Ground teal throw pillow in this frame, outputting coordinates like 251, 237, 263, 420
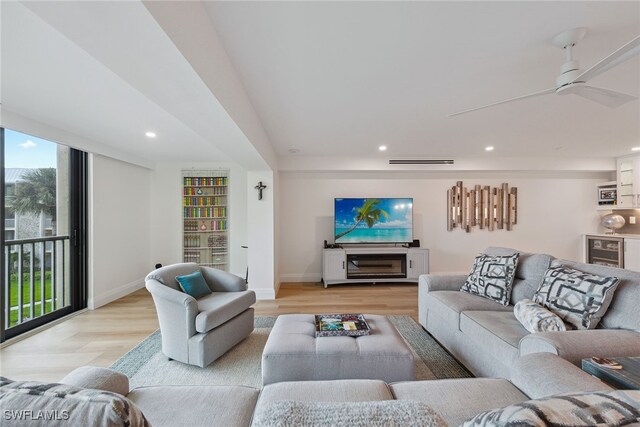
176, 270, 211, 299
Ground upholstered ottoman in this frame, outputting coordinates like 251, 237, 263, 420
261, 314, 415, 385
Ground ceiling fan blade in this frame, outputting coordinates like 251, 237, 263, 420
573, 85, 637, 108
574, 35, 640, 83
449, 87, 556, 117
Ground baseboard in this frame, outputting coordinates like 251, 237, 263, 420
253, 288, 277, 300
279, 273, 322, 283
89, 278, 145, 309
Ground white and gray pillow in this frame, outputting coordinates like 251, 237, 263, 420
513, 298, 566, 333
462, 390, 640, 426
252, 400, 446, 427
533, 261, 620, 330
461, 253, 519, 306
0, 377, 149, 427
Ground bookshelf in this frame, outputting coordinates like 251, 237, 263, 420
182, 170, 229, 271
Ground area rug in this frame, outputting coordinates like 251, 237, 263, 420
111, 316, 471, 388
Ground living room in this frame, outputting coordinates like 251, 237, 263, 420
1, 1, 640, 425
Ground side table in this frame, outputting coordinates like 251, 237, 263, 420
581, 357, 640, 390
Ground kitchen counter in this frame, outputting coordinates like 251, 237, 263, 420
586, 233, 640, 239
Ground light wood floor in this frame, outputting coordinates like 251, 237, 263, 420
0, 283, 418, 382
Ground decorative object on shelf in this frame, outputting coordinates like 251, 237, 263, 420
447, 181, 517, 232
600, 213, 625, 234
196, 187, 203, 195
255, 181, 267, 200
200, 221, 207, 231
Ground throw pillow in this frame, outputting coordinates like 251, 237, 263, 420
252, 400, 447, 427
460, 253, 519, 306
513, 298, 566, 333
175, 270, 212, 299
461, 390, 640, 426
533, 261, 620, 330
0, 377, 150, 427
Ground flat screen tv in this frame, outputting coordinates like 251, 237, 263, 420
334, 198, 413, 244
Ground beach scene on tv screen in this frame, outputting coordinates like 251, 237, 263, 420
335, 198, 413, 243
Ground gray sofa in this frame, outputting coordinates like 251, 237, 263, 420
0, 353, 613, 427
418, 246, 640, 378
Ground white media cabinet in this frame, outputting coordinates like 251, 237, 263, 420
322, 247, 429, 287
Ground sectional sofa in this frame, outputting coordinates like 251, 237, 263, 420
0, 353, 619, 426
418, 246, 640, 378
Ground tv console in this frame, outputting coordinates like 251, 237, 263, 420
322, 246, 429, 288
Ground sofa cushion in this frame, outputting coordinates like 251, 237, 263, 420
254, 380, 393, 417
390, 378, 528, 427
461, 390, 640, 426
427, 291, 512, 330
513, 298, 566, 333
484, 247, 554, 303
128, 385, 258, 427
533, 261, 620, 330
461, 253, 519, 305
195, 290, 256, 333
554, 259, 640, 331
460, 311, 527, 366
252, 400, 446, 427
0, 377, 149, 427
484, 247, 553, 281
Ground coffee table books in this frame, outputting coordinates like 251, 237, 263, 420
314, 314, 371, 337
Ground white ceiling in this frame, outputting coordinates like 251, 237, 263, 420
206, 1, 640, 160
1, 1, 639, 170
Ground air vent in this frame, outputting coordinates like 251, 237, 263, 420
389, 159, 454, 165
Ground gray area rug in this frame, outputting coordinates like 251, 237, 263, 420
111, 315, 471, 388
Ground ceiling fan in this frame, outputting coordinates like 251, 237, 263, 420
450, 28, 640, 117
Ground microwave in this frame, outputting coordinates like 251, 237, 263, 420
598, 188, 616, 205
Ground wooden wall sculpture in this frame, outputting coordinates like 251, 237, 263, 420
447, 181, 517, 232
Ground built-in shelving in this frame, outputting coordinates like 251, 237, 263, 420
182, 170, 229, 270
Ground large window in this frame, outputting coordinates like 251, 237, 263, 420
1, 128, 87, 342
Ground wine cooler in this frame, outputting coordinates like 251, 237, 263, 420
586, 235, 624, 268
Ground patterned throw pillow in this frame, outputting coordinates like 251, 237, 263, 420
533, 261, 620, 330
462, 390, 640, 426
513, 299, 566, 333
461, 253, 519, 306
0, 377, 150, 426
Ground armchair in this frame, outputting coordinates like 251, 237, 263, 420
145, 263, 256, 367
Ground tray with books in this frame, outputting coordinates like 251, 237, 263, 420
314, 314, 371, 337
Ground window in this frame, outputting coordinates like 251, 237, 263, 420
1, 128, 87, 341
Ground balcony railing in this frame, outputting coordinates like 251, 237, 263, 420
3, 235, 70, 329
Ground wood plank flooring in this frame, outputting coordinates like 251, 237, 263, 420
0, 283, 418, 382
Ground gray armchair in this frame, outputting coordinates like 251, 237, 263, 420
145, 263, 256, 367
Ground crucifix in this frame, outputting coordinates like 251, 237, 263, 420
255, 181, 267, 200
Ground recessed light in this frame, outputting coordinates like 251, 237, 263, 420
379, 145, 387, 151
485, 146, 494, 151
288, 148, 300, 154
145, 131, 157, 138
632, 147, 640, 151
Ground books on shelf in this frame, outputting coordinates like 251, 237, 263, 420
183, 177, 227, 186
182, 172, 229, 271
315, 314, 371, 337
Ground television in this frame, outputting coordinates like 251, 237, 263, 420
334, 198, 413, 244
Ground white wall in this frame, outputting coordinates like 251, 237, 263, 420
149, 162, 248, 278
247, 171, 277, 299
278, 172, 607, 281
88, 154, 152, 308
